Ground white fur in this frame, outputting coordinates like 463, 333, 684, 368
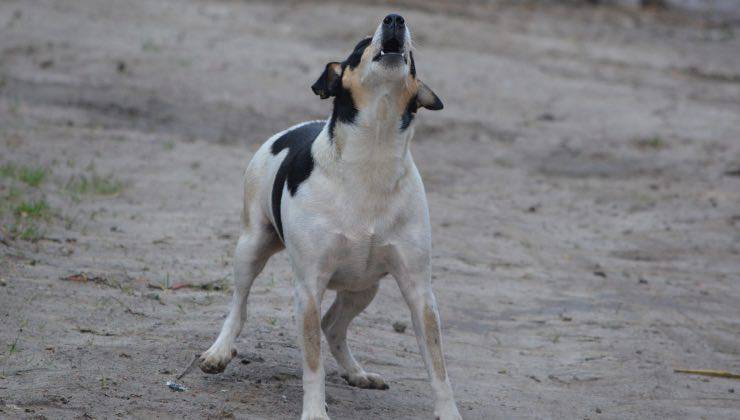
200, 18, 461, 420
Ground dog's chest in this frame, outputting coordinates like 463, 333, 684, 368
327, 229, 393, 291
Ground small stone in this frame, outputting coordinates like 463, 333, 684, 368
272, 372, 298, 381
595, 408, 602, 414
240, 355, 265, 364
392, 321, 407, 333
537, 113, 556, 122
166, 380, 187, 392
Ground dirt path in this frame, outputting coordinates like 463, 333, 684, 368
1, 1, 739, 418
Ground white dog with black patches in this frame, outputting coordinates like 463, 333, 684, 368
199, 14, 462, 420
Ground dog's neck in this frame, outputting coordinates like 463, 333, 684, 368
316, 90, 415, 192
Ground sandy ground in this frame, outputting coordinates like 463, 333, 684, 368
1, 1, 740, 418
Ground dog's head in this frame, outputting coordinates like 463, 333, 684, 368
311, 14, 442, 137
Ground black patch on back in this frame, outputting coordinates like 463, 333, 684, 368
400, 94, 418, 131
328, 37, 371, 138
270, 121, 325, 241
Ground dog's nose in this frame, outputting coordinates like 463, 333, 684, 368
383, 13, 405, 30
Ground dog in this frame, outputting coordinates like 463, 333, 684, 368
198, 14, 462, 420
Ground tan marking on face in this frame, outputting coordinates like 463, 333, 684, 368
396, 78, 418, 115
340, 47, 374, 109
303, 297, 321, 372
423, 303, 446, 381
340, 42, 418, 119
343, 58, 418, 116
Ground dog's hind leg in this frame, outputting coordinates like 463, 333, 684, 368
199, 225, 281, 374
321, 284, 388, 389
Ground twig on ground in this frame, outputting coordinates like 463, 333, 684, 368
674, 369, 740, 380
148, 279, 225, 292
74, 327, 117, 336
108, 296, 147, 317
176, 354, 200, 380
61, 273, 109, 285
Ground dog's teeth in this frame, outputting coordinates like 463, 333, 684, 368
380, 50, 385, 56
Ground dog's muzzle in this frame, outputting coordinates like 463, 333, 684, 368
373, 13, 407, 65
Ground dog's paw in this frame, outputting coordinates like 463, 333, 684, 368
434, 402, 462, 420
341, 371, 389, 390
198, 346, 237, 374
300, 409, 330, 420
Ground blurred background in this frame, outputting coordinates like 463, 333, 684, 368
1, 1, 739, 419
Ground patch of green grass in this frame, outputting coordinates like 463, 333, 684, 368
5, 320, 27, 355
3, 186, 22, 202
1, 183, 51, 241
18, 166, 47, 187
0, 163, 16, 178
15, 199, 50, 219
65, 172, 123, 196
0, 164, 47, 187
141, 39, 161, 53
7, 197, 49, 241
13, 223, 44, 241
177, 58, 192, 68
633, 136, 666, 150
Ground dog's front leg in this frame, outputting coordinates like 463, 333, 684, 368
388, 246, 462, 420
294, 277, 329, 420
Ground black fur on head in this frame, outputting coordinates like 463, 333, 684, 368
311, 37, 372, 100
344, 37, 372, 69
310, 62, 342, 100
313, 37, 373, 138
312, 36, 441, 138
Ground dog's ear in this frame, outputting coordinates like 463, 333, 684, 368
417, 81, 443, 111
311, 62, 342, 99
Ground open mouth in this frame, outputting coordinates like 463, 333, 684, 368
373, 38, 407, 63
